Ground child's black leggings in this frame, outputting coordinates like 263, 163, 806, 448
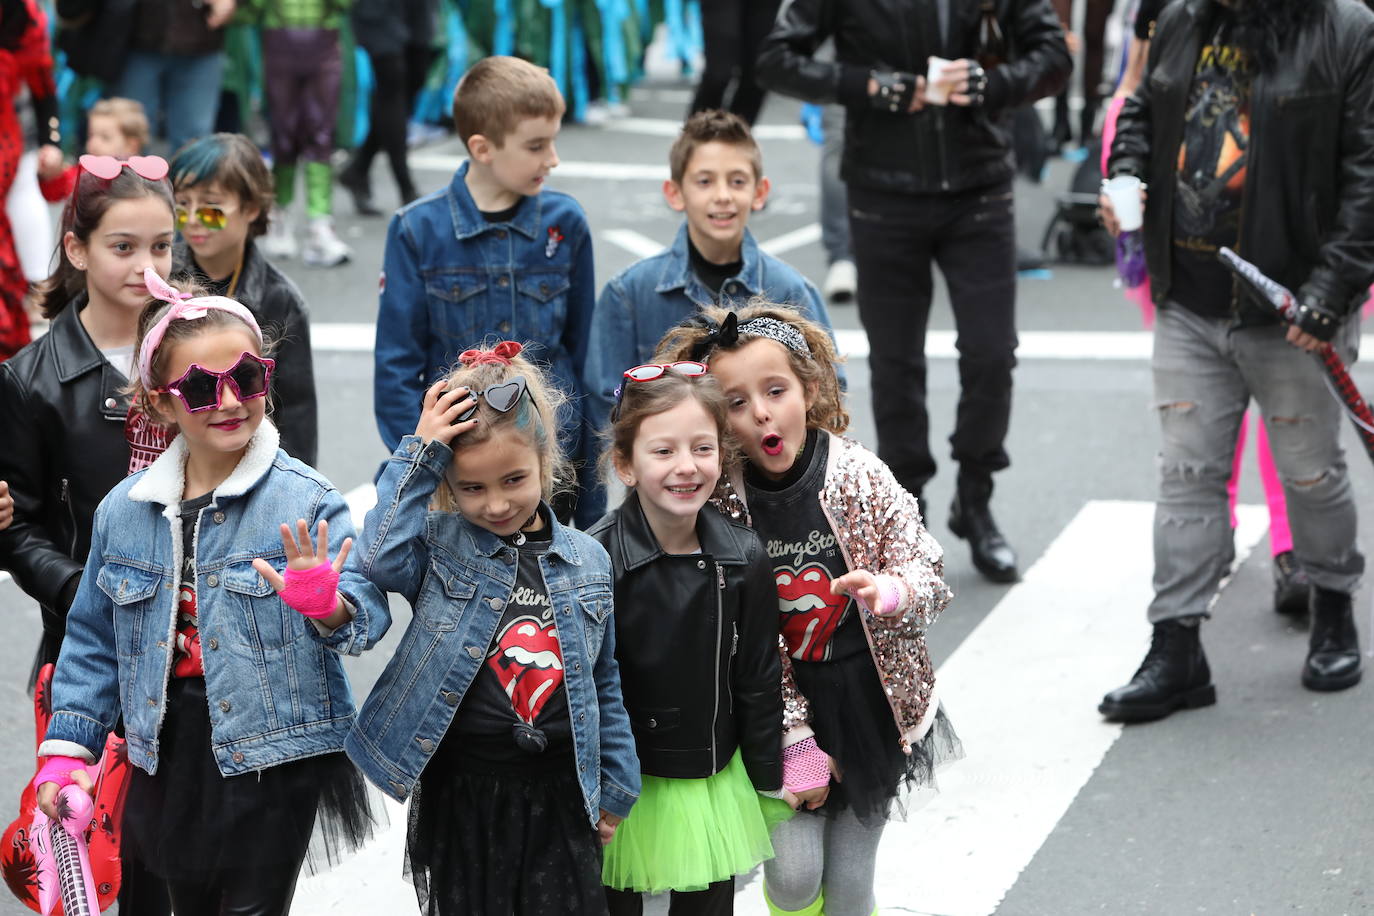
165, 866, 301, 916
605, 879, 735, 915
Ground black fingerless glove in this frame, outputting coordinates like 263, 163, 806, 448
869, 70, 919, 113
1294, 296, 1341, 342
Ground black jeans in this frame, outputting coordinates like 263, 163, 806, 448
605, 879, 734, 915
350, 44, 435, 200
689, 0, 782, 125
847, 180, 1018, 497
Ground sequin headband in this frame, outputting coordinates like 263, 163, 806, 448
136, 268, 263, 388
686, 312, 811, 362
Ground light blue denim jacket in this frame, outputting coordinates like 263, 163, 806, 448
583, 223, 840, 435
372, 160, 602, 525
343, 435, 641, 824
40, 422, 391, 775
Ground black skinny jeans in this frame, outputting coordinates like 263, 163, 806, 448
689, 0, 783, 125
847, 180, 1018, 497
351, 45, 435, 200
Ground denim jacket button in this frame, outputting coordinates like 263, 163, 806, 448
219, 700, 231, 713
207, 574, 219, 587
232, 752, 245, 763
443, 690, 460, 706
466, 645, 483, 659
498, 320, 511, 333
574, 662, 582, 672
407, 440, 419, 454
146, 697, 156, 707
497, 275, 510, 288
539, 282, 549, 295
496, 230, 507, 239
213, 511, 226, 524
488, 597, 505, 611
418, 738, 435, 753
209, 637, 219, 650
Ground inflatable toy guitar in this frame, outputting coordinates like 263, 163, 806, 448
1, 665, 128, 914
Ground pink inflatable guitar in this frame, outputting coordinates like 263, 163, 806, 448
31, 787, 99, 916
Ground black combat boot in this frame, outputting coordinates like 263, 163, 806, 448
1272, 551, 1311, 620
948, 473, 1018, 583
1099, 620, 1216, 722
1302, 586, 1361, 691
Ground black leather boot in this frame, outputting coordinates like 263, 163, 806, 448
1099, 620, 1216, 722
1272, 551, 1311, 620
1302, 586, 1361, 691
948, 474, 1018, 583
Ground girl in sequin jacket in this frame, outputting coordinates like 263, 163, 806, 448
656, 303, 963, 916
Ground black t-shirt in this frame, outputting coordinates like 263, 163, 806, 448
1134, 0, 1169, 40
446, 516, 572, 761
481, 202, 523, 224
688, 237, 744, 300
744, 430, 869, 664
1168, 9, 1251, 319
173, 493, 213, 678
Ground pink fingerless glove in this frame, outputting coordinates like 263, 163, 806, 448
782, 737, 831, 793
280, 561, 341, 619
872, 575, 904, 617
32, 755, 86, 792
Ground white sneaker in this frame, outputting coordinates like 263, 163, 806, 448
262, 208, 298, 260
301, 216, 352, 268
824, 258, 857, 302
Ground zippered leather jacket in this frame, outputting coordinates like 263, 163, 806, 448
0, 300, 133, 669
588, 493, 783, 791
757, 0, 1070, 194
1109, 0, 1374, 322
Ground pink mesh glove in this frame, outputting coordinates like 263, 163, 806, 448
32, 755, 87, 792
872, 575, 904, 617
782, 737, 831, 793
279, 561, 341, 619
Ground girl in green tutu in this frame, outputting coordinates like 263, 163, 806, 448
588, 360, 785, 913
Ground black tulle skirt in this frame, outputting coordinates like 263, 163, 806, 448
793, 649, 963, 826
406, 742, 607, 916
121, 676, 375, 882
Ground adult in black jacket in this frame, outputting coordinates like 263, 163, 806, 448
1099, 0, 1374, 721
174, 237, 318, 465
757, 0, 1070, 585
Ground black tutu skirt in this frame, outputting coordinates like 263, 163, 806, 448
793, 649, 963, 826
122, 676, 375, 882
406, 736, 607, 916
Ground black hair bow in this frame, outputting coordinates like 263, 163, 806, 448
684, 311, 739, 362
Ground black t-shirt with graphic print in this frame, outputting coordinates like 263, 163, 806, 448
744, 429, 868, 665
1170, 8, 1251, 318
445, 515, 572, 762
173, 492, 213, 678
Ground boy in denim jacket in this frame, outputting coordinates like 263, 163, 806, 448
373, 56, 601, 525
584, 110, 839, 437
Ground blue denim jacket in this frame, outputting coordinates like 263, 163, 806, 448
583, 223, 839, 434
372, 160, 602, 524
40, 422, 391, 776
343, 436, 641, 824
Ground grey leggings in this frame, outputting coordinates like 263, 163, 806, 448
763, 809, 885, 916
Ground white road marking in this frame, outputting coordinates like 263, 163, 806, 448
409, 153, 669, 181
344, 483, 378, 530
293, 500, 1270, 915
758, 222, 823, 256
601, 228, 665, 260
599, 116, 806, 142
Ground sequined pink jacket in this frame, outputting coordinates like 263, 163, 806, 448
726, 433, 953, 753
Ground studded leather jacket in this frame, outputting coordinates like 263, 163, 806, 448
725, 433, 953, 752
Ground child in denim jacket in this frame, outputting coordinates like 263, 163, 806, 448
373, 56, 601, 526
348, 342, 639, 916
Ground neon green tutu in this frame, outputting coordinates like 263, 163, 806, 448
603, 749, 777, 894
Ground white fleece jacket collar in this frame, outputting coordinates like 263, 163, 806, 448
128, 419, 281, 508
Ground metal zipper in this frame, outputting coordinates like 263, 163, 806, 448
59, 479, 77, 556
710, 560, 724, 772
936, 110, 950, 191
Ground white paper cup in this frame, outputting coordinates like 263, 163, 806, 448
925, 56, 953, 106
1102, 175, 1145, 231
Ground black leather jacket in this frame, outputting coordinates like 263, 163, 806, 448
0, 301, 134, 666
1109, 0, 1374, 323
757, 0, 1070, 194
175, 238, 318, 465
588, 494, 782, 790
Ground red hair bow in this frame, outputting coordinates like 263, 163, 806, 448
459, 341, 523, 366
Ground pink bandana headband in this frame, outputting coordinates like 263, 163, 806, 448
136, 268, 263, 389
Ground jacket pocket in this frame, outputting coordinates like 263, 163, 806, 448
630, 705, 681, 735
578, 589, 613, 659
424, 268, 488, 345
96, 562, 163, 658
220, 561, 303, 651
417, 558, 476, 632
515, 269, 570, 343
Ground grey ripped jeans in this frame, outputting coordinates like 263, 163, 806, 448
1148, 304, 1365, 623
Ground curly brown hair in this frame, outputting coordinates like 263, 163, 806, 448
653, 300, 849, 435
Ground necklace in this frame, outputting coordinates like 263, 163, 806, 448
510, 508, 542, 546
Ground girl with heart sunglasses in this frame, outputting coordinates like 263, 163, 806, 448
656, 304, 964, 916
592, 360, 787, 914
35, 267, 386, 914
347, 340, 640, 915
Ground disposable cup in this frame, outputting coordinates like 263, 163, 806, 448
925, 56, 953, 106
1102, 175, 1145, 231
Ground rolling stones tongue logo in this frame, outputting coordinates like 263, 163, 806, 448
488, 614, 564, 724
776, 563, 850, 662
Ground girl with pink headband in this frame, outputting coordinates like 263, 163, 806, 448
32, 267, 388, 913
